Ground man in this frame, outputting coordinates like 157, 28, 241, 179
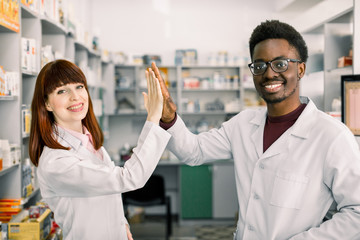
150, 20, 360, 239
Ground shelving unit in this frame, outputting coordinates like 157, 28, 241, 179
300, 9, 354, 112
104, 65, 243, 153
0, 1, 22, 204
0, 2, 104, 209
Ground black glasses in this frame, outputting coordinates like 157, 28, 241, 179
248, 58, 302, 76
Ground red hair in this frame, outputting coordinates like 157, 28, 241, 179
29, 59, 104, 166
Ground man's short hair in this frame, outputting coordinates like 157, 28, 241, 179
249, 20, 308, 63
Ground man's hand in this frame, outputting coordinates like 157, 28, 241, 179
151, 62, 177, 123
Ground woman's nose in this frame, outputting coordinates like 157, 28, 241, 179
70, 90, 80, 100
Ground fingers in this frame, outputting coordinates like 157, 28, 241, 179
145, 69, 151, 93
151, 62, 162, 79
150, 69, 159, 96
126, 224, 133, 240
151, 62, 168, 96
147, 68, 161, 97
142, 92, 148, 110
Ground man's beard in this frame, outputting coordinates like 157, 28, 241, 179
261, 82, 297, 104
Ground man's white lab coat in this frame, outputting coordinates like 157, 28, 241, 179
166, 97, 360, 239
37, 121, 170, 240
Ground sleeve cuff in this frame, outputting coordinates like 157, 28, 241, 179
159, 113, 177, 130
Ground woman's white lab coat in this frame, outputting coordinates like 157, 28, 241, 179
166, 97, 360, 239
37, 121, 171, 240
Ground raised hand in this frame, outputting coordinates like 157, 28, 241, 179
151, 62, 177, 123
126, 224, 133, 240
143, 68, 164, 124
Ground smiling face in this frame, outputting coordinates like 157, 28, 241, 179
252, 39, 305, 114
45, 83, 89, 132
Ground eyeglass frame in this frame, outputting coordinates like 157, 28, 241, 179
248, 58, 302, 76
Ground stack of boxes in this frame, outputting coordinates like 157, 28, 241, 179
0, 66, 20, 97
0, 199, 22, 224
21, 38, 37, 73
0, 0, 20, 32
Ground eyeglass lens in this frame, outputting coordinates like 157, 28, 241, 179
252, 59, 289, 75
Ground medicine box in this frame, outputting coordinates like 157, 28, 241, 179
8, 209, 51, 240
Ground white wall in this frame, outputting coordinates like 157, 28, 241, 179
90, 0, 274, 65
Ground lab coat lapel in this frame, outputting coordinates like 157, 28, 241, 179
259, 97, 315, 160
56, 127, 103, 163
250, 108, 267, 158
262, 129, 290, 160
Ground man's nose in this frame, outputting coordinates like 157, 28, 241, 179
262, 63, 279, 78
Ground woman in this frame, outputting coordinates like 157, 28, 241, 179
29, 59, 170, 240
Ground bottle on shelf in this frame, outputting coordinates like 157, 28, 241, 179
0, 146, 3, 171
0, 140, 11, 169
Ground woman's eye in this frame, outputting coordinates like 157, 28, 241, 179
77, 85, 84, 89
57, 89, 66, 94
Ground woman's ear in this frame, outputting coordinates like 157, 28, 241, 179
45, 102, 53, 112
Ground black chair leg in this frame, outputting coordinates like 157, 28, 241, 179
166, 196, 172, 240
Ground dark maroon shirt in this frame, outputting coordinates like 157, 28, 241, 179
159, 113, 178, 130
263, 104, 306, 152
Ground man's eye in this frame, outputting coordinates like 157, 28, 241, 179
254, 64, 265, 70
275, 61, 286, 68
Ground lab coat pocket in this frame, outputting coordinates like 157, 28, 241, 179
270, 170, 309, 209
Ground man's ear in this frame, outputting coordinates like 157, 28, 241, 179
298, 62, 306, 80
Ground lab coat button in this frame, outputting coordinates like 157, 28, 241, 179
259, 163, 265, 169
248, 225, 254, 231
254, 194, 260, 199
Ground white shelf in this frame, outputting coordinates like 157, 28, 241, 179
40, 16, 67, 35
0, 164, 19, 177
22, 69, 37, 77
181, 65, 241, 69
182, 88, 240, 92
0, 96, 18, 101
21, 188, 40, 205
21, 4, 38, 19
181, 111, 238, 115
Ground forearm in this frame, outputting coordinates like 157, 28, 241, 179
121, 121, 171, 190
40, 122, 171, 197
166, 114, 232, 165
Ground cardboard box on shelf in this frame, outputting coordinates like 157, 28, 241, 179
337, 56, 352, 68
8, 209, 51, 240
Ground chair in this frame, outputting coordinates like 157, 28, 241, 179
122, 174, 172, 240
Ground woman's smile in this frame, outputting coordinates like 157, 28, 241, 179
68, 103, 85, 112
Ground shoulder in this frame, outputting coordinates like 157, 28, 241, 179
224, 107, 266, 126
300, 107, 356, 149
314, 110, 350, 135
38, 146, 77, 173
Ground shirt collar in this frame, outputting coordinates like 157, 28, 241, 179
249, 96, 317, 139
57, 125, 93, 148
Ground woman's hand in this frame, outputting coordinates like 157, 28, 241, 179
151, 62, 177, 123
126, 224, 133, 240
143, 68, 164, 124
